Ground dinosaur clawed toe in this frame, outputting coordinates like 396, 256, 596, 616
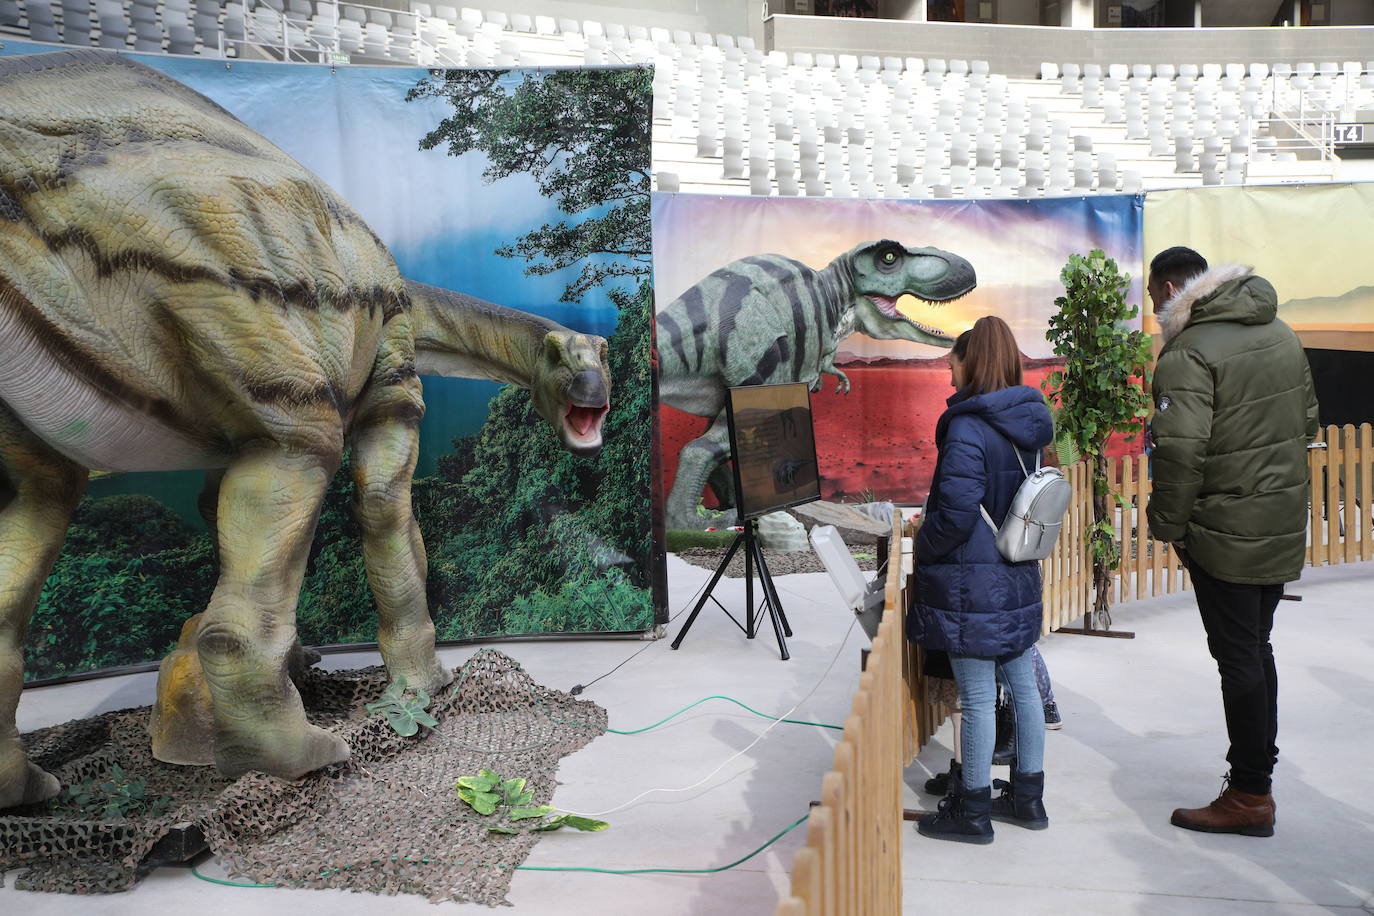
0, 746, 61, 811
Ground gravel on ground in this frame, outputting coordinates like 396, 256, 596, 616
674, 546, 881, 578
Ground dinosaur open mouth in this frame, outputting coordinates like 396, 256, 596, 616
865, 292, 963, 340
564, 402, 609, 442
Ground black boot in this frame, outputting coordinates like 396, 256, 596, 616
923, 759, 961, 797
992, 692, 1016, 766
916, 786, 994, 845
990, 771, 1049, 830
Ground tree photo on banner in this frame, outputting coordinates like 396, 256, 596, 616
0, 41, 661, 682
651, 193, 1144, 526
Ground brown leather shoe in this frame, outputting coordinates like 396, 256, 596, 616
1171, 785, 1275, 837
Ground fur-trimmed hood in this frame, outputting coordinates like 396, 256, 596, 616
1157, 264, 1278, 343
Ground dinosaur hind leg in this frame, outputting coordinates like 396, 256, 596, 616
150, 467, 328, 768
196, 449, 348, 780
667, 410, 735, 530
198, 468, 320, 675
349, 406, 450, 696
150, 466, 329, 769
0, 401, 87, 810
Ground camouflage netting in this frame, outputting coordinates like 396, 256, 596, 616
0, 649, 606, 904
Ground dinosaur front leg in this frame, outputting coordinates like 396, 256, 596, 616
0, 403, 87, 810
814, 341, 851, 394
820, 365, 851, 394
197, 449, 348, 780
350, 413, 450, 696
667, 411, 735, 530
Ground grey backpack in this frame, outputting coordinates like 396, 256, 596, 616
979, 438, 1072, 563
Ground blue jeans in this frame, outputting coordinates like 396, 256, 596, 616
999, 644, 1055, 705
949, 648, 1047, 791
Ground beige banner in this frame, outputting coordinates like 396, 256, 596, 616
1144, 183, 1374, 352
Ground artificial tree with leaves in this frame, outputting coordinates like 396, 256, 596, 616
1042, 251, 1154, 630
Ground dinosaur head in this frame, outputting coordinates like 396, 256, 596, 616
531, 332, 611, 457
846, 241, 976, 348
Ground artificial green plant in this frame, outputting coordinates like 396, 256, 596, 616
52, 764, 173, 820
1042, 250, 1154, 628
365, 675, 439, 737
456, 770, 608, 835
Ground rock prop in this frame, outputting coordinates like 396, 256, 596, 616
792, 500, 895, 536
756, 511, 810, 551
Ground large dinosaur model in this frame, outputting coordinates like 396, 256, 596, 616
657, 240, 975, 529
0, 49, 611, 808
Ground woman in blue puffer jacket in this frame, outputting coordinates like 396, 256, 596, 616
910, 315, 1054, 845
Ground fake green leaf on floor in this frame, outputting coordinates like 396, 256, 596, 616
454, 770, 609, 835
366, 675, 440, 737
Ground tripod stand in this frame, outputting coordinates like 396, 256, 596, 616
670, 518, 793, 660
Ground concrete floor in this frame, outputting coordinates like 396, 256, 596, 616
3, 556, 1372, 915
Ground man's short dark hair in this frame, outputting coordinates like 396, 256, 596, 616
1150, 246, 1209, 290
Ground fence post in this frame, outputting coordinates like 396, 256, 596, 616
1361, 424, 1373, 563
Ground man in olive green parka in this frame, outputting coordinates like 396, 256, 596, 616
1146, 247, 1318, 838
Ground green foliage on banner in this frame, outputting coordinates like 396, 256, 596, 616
416, 281, 655, 640
1042, 250, 1153, 625
407, 68, 653, 303
24, 496, 216, 681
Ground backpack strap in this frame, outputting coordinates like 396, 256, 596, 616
979, 424, 1036, 534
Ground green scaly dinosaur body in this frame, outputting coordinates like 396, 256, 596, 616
0, 49, 610, 803
657, 241, 975, 529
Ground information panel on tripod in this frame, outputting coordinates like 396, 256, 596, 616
725, 382, 822, 519
671, 382, 820, 660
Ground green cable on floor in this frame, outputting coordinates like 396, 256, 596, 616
186, 693, 835, 888
188, 812, 811, 887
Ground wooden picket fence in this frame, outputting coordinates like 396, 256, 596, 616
777, 424, 1372, 915
775, 511, 908, 916
1307, 424, 1373, 566
1040, 423, 1373, 627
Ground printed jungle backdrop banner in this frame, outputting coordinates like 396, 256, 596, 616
652, 194, 1144, 515
1144, 183, 1374, 428
1, 42, 661, 681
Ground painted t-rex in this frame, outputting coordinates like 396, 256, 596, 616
0, 50, 612, 808
657, 241, 975, 529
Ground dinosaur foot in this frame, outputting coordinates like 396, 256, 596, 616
386, 656, 454, 698
666, 508, 739, 532
152, 616, 328, 767
213, 722, 350, 781
0, 744, 61, 810
149, 635, 216, 766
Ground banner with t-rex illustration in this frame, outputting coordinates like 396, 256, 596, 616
0, 41, 661, 683
651, 193, 1143, 528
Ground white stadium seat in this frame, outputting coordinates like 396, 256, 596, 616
1, 4, 1343, 197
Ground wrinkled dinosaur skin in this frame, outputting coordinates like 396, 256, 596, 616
658, 240, 975, 529
0, 50, 611, 805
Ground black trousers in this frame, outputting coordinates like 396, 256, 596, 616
1186, 558, 1283, 795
